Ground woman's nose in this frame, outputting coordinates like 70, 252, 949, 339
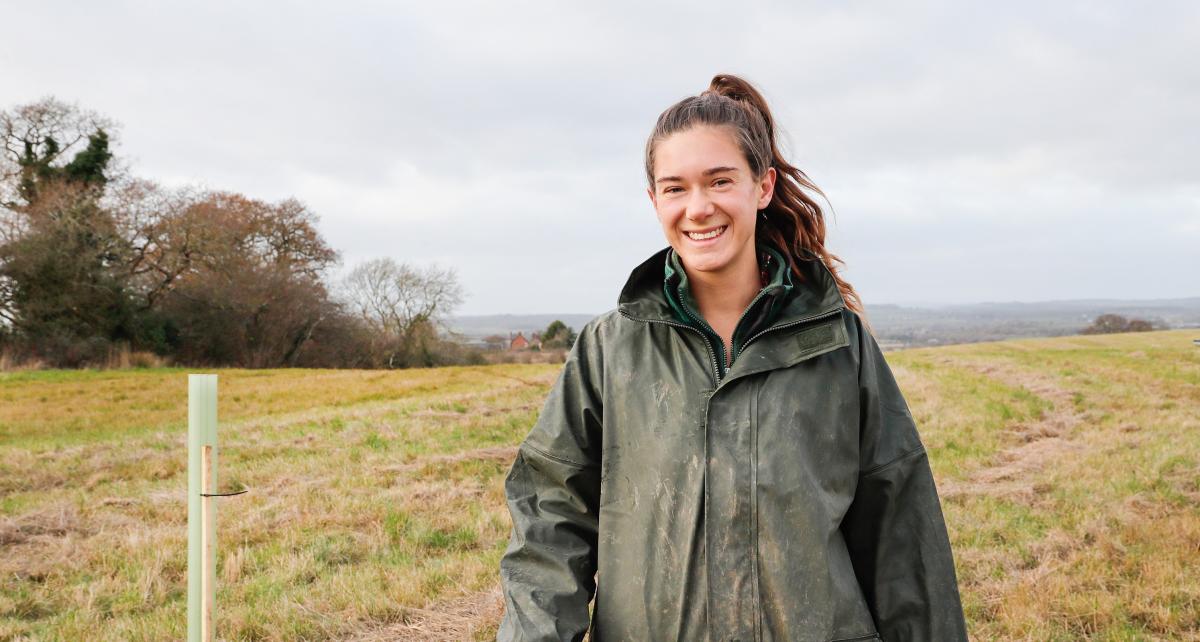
685, 189, 715, 220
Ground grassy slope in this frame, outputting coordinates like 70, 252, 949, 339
0, 330, 1197, 640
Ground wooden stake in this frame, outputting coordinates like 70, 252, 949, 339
202, 445, 214, 642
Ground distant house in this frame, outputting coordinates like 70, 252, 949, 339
509, 332, 529, 351
508, 331, 545, 351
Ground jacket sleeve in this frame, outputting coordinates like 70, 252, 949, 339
497, 320, 604, 642
839, 313, 969, 641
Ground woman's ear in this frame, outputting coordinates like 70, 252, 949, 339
646, 186, 657, 209
757, 167, 777, 209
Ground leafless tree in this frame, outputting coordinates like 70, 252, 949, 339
341, 258, 465, 367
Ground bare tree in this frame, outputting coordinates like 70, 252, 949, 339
98, 178, 189, 309
1, 97, 122, 211
341, 258, 465, 367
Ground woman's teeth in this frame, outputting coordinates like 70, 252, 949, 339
687, 226, 726, 241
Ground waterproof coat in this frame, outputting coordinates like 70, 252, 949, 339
497, 246, 969, 642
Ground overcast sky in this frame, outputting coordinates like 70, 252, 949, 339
2, 1, 1197, 314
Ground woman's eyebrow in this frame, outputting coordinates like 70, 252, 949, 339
654, 166, 740, 184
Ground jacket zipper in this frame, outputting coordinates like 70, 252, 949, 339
675, 296, 727, 379
617, 310, 721, 386
728, 286, 776, 361
676, 280, 780, 379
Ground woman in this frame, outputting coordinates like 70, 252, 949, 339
497, 74, 968, 642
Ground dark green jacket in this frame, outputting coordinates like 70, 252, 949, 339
498, 245, 969, 642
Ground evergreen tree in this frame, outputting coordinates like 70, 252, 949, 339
1, 100, 138, 364
542, 319, 577, 349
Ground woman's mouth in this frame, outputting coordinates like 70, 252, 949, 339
685, 226, 727, 241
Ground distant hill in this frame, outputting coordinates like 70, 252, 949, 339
865, 296, 1200, 348
447, 313, 600, 341
450, 297, 1200, 349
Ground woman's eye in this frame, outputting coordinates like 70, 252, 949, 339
664, 187, 682, 194
713, 178, 731, 187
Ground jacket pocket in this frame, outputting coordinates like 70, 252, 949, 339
830, 634, 881, 642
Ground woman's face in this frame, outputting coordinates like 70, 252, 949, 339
647, 125, 776, 280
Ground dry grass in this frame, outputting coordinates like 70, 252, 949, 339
890, 329, 1200, 640
0, 363, 558, 641
1, 330, 1198, 640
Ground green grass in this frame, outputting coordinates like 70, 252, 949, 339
1, 330, 1198, 640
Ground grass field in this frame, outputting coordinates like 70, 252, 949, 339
1, 329, 1198, 640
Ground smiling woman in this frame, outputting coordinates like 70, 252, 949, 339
497, 74, 969, 641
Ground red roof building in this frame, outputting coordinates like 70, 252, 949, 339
509, 332, 529, 351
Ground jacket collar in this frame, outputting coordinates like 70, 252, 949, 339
618, 242, 848, 328
662, 241, 793, 329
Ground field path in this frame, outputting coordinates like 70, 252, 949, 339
935, 358, 1088, 503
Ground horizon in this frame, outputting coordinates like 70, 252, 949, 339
452, 293, 1200, 318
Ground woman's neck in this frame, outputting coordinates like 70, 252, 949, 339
685, 249, 762, 355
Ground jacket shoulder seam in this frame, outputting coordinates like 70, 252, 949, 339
521, 441, 596, 470
861, 445, 926, 478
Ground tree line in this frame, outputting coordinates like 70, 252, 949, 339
0, 98, 473, 369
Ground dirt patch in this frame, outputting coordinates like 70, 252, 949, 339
346, 584, 505, 641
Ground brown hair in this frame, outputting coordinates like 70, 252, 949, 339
644, 73, 866, 320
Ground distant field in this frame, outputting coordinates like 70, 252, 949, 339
1, 330, 1198, 640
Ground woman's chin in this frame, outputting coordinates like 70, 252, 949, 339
677, 251, 732, 275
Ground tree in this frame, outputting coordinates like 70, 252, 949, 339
1081, 313, 1157, 335
1, 97, 120, 211
157, 192, 340, 367
541, 319, 577, 350
0, 98, 137, 364
1, 97, 368, 368
340, 258, 465, 368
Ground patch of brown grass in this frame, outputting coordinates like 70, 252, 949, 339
347, 585, 505, 642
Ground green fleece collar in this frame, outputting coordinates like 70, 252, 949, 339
662, 240, 794, 375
